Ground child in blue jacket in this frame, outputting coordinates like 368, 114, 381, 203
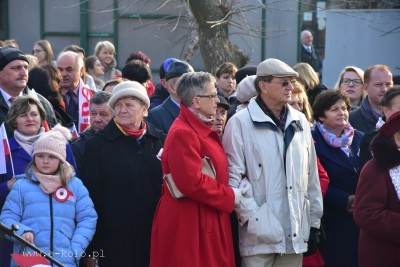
0, 125, 97, 267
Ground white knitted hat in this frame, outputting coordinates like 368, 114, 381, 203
32, 124, 72, 162
236, 75, 257, 103
109, 80, 150, 108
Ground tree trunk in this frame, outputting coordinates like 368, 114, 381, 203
187, 0, 248, 74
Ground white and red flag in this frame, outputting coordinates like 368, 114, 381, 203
0, 122, 14, 176
11, 253, 51, 267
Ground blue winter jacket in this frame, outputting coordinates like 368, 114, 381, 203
0, 174, 97, 267
0, 136, 77, 207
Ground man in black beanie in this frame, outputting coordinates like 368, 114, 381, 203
0, 46, 57, 126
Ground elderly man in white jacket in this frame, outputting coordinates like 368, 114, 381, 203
223, 58, 323, 267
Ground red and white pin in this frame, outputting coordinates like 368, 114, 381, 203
53, 187, 74, 202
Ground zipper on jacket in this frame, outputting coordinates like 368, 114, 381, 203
49, 195, 54, 265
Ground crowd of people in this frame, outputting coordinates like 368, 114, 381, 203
0, 31, 399, 267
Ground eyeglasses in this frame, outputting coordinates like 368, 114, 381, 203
342, 78, 362, 85
33, 49, 44, 53
268, 79, 297, 87
196, 93, 218, 99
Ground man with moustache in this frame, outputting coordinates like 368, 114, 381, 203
0, 47, 56, 127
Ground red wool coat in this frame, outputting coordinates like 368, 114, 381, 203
150, 105, 236, 267
353, 160, 400, 267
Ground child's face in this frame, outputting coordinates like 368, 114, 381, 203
34, 153, 60, 175
98, 48, 114, 66
217, 73, 236, 96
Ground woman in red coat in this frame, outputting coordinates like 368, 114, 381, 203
353, 111, 400, 267
150, 72, 238, 267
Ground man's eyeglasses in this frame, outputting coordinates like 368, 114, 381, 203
342, 78, 362, 85
196, 93, 218, 99
268, 79, 297, 87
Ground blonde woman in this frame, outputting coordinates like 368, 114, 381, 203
335, 66, 365, 110
293, 62, 327, 105
94, 40, 121, 82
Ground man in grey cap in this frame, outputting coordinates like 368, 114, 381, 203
0, 46, 56, 126
147, 60, 194, 133
223, 58, 323, 267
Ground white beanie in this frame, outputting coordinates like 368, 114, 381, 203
32, 124, 72, 163
108, 80, 150, 108
236, 75, 257, 103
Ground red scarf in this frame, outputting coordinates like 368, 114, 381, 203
115, 120, 147, 139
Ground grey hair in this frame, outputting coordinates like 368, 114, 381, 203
300, 30, 312, 40
176, 72, 216, 107
90, 91, 112, 105
57, 51, 83, 70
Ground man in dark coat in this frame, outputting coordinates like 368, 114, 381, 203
149, 58, 178, 109
72, 91, 113, 174
147, 60, 194, 133
350, 64, 393, 134
0, 47, 57, 127
358, 86, 400, 169
300, 30, 322, 75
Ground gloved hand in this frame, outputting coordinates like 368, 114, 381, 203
304, 227, 322, 256
239, 178, 253, 198
232, 187, 244, 206
232, 182, 258, 226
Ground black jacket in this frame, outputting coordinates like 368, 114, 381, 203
71, 128, 96, 174
81, 120, 164, 267
349, 103, 378, 134
300, 45, 322, 74
149, 83, 169, 109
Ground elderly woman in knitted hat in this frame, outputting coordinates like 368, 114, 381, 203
0, 124, 97, 267
354, 111, 400, 267
81, 80, 164, 267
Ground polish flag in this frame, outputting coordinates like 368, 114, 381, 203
0, 123, 14, 175
11, 253, 50, 267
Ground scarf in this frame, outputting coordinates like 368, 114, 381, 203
317, 122, 354, 155
13, 127, 45, 155
78, 82, 93, 133
115, 119, 147, 139
360, 97, 381, 126
389, 165, 400, 200
189, 107, 214, 127
33, 167, 62, 194
376, 116, 385, 129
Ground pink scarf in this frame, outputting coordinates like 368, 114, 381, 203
317, 122, 355, 155
33, 167, 62, 194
